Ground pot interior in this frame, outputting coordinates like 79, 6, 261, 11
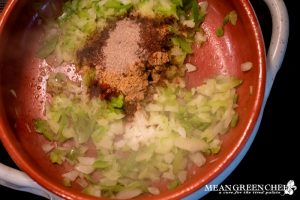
0, 0, 265, 199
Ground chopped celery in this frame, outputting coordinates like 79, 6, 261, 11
37, 35, 58, 58
154, 0, 178, 18
216, 10, 238, 37
167, 179, 180, 190
224, 10, 238, 25
82, 68, 96, 87
174, 137, 208, 152
33, 119, 54, 141
66, 148, 81, 161
216, 27, 224, 37
50, 149, 65, 164
230, 112, 239, 128
171, 0, 183, 7
171, 37, 193, 54
93, 160, 111, 169
115, 189, 143, 199
110, 95, 124, 109
172, 150, 187, 174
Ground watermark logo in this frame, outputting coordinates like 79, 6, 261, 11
205, 180, 297, 196
283, 180, 297, 195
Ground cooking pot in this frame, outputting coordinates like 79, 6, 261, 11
0, 0, 288, 199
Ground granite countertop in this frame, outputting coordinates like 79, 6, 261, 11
0, 0, 298, 199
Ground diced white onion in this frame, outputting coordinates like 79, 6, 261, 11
77, 157, 96, 165
195, 31, 207, 45
186, 63, 197, 72
249, 85, 254, 95
77, 177, 89, 188
115, 189, 143, 199
241, 61, 253, 72
75, 164, 95, 174
62, 170, 79, 181
148, 187, 160, 195
10, 89, 17, 98
41, 143, 54, 153
199, 1, 208, 11
189, 152, 206, 167
162, 170, 175, 180
182, 20, 195, 28
178, 170, 187, 183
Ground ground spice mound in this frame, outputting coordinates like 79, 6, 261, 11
96, 62, 149, 102
77, 17, 172, 105
102, 19, 142, 73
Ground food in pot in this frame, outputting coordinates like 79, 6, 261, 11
33, 0, 242, 198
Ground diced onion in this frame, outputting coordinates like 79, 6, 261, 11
199, 1, 208, 11
41, 143, 54, 153
182, 20, 195, 28
10, 89, 17, 98
241, 61, 253, 72
249, 85, 254, 95
115, 189, 143, 199
178, 170, 187, 183
148, 187, 160, 195
189, 152, 206, 167
186, 63, 197, 72
62, 170, 79, 181
195, 30, 207, 45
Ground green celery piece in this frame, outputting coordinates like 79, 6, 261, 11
191, 0, 200, 23
63, 178, 72, 187
167, 179, 181, 190
216, 10, 238, 37
37, 35, 58, 58
50, 149, 65, 164
210, 144, 221, 154
171, 0, 183, 7
138, 164, 160, 181
100, 183, 124, 197
172, 150, 187, 174
58, 113, 68, 133
105, 0, 132, 11
182, 0, 193, 11
47, 73, 67, 95
224, 10, 238, 25
73, 111, 96, 144
154, 160, 170, 172
172, 53, 187, 66
171, 37, 193, 54
82, 68, 96, 87
176, 111, 210, 132
135, 145, 155, 162
230, 112, 239, 128
66, 148, 80, 161
154, 1, 178, 18
126, 181, 147, 191
110, 95, 124, 109
58, 0, 79, 23
91, 125, 108, 143
78, 0, 94, 9
216, 27, 224, 37
93, 160, 111, 169
33, 119, 54, 141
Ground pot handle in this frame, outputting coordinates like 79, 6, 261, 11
263, 0, 289, 100
0, 163, 61, 199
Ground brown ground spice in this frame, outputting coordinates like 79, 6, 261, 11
77, 17, 172, 104
101, 19, 142, 73
96, 62, 149, 102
